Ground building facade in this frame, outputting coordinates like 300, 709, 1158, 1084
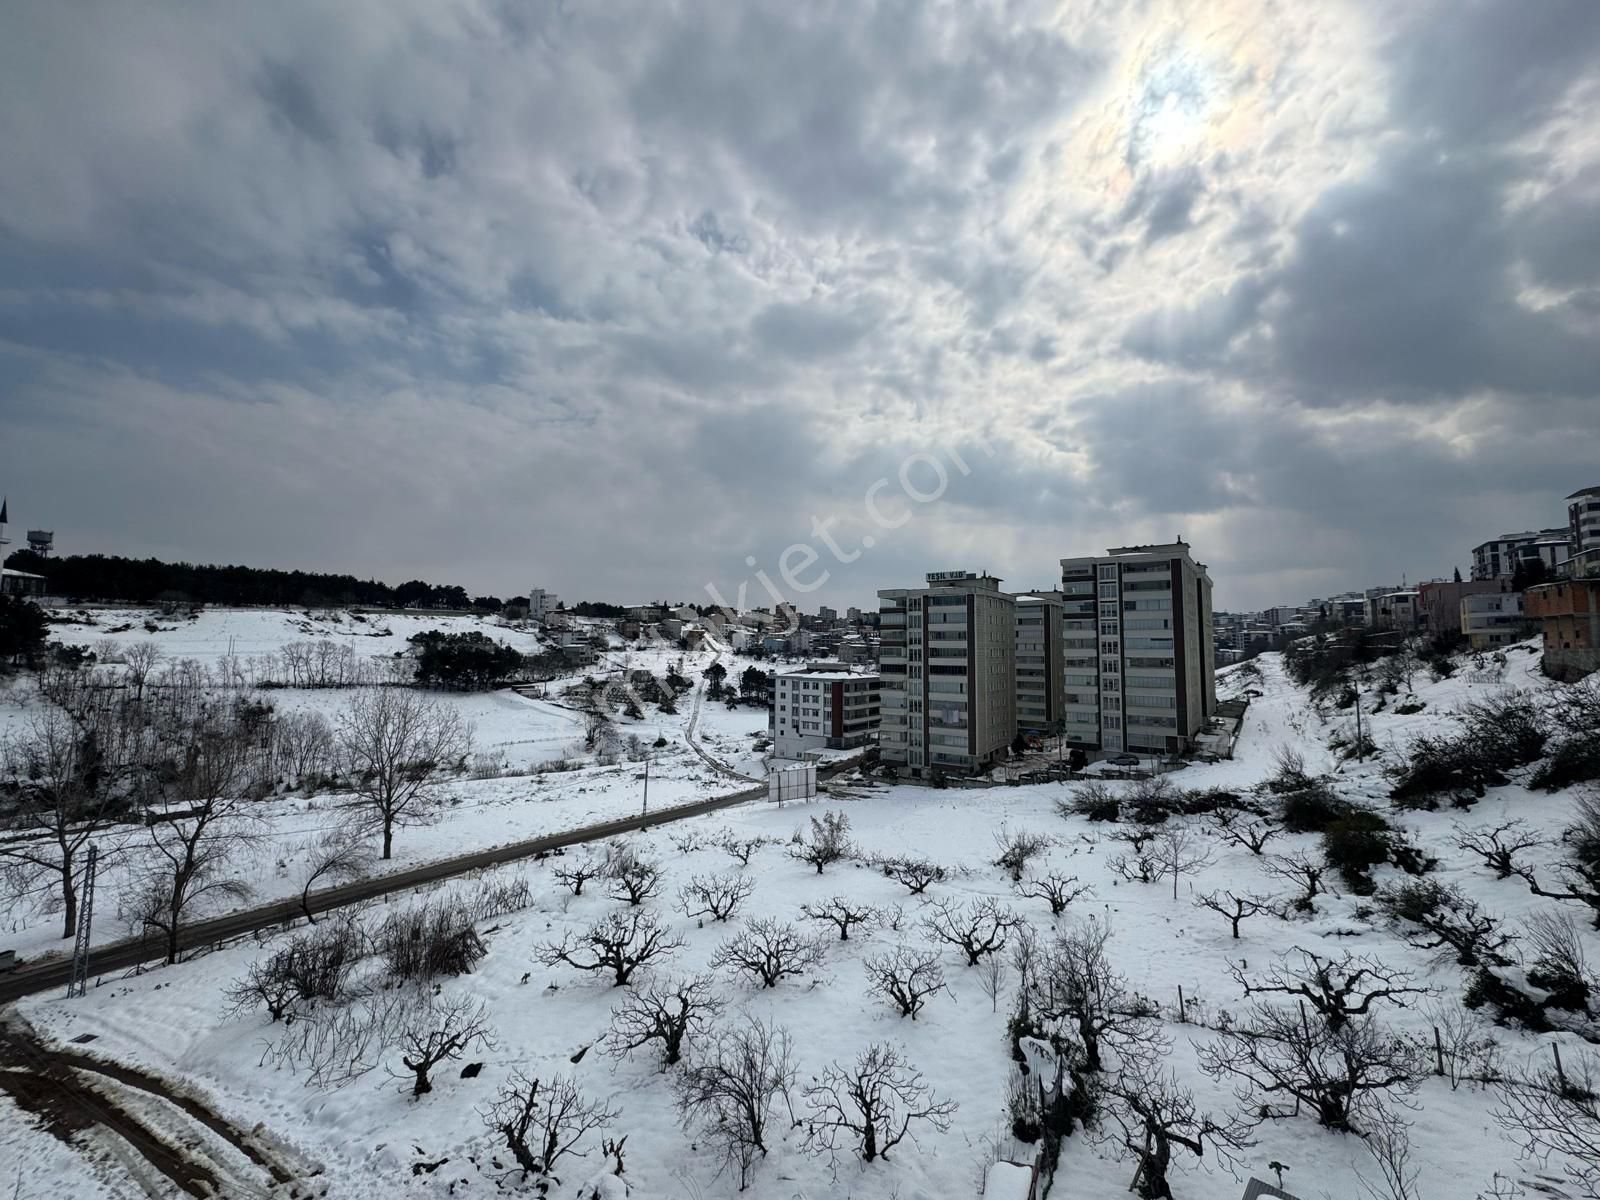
1057, 543, 1215, 757
1460, 591, 1526, 649
1013, 593, 1064, 737
1570, 487, 1600, 560
770, 663, 881, 760
527, 588, 558, 621
878, 572, 1016, 778
1417, 579, 1507, 639
1525, 577, 1600, 679
1471, 530, 1571, 581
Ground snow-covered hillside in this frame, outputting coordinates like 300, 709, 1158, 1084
8, 636, 1600, 1199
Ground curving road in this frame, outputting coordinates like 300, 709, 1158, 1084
1, 762, 852, 1005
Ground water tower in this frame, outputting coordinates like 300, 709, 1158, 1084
26, 529, 53, 556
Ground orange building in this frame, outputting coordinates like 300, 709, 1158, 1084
1525, 577, 1600, 679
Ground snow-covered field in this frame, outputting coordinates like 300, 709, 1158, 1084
1, 608, 773, 962
8, 629, 1600, 1199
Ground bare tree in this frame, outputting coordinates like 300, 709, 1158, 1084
883, 857, 946, 895
1455, 819, 1545, 880
335, 687, 472, 859
678, 873, 754, 924
923, 896, 1021, 966
1356, 1110, 1423, 1200
604, 974, 724, 1067
1197, 1008, 1427, 1133
1214, 816, 1282, 857
122, 641, 162, 703
718, 833, 777, 868
1015, 872, 1093, 917
712, 918, 825, 988
788, 810, 853, 874
1375, 880, 1515, 967
1031, 917, 1162, 1073
1495, 1049, 1600, 1199
605, 850, 664, 906
979, 952, 1009, 1013
227, 919, 364, 1021
296, 824, 373, 922
1150, 823, 1215, 900
554, 854, 604, 896
674, 1016, 796, 1190
483, 1072, 617, 1182
1108, 844, 1162, 885
1423, 998, 1503, 1092
863, 946, 947, 1019
539, 909, 685, 987
128, 711, 264, 964
993, 827, 1053, 882
1090, 1062, 1251, 1200
1263, 850, 1333, 912
1, 710, 124, 938
804, 1044, 956, 1163
260, 990, 415, 1090
799, 896, 882, 941
394, 994, 493, 1097
1232, 950, 1430, 1031
1194, 890, 1272, 939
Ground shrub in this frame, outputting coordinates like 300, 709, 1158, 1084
1322, 809, 1392, 892
1280, 783, 1355, 833
1531, 738, 1600, 792
376, 902, 486, 982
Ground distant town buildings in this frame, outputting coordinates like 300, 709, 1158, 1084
1058, 542, 1215, 758
769, 662, 881, 760
527, 588, 558, 621
1471, 530, 1570, 582
1571, 486, 1600, 559
877, 572, 1016, 778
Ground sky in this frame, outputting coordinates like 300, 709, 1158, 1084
2, 1, 1598, 614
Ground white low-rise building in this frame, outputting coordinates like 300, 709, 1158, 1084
770, 662, 881, 760
1461, 591, 1526, 649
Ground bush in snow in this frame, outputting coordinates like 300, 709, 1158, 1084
787, 811, 853, 874
375, 901, 486, 983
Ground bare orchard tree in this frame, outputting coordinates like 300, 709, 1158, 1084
554, 853, 604, 896
863, 946, 947, 1019
799, 896, 882, 941
1375, 880, 1515, 968
1214, 815, 1282, 857
712, 919, 825, 988
1357, 1110, 1424, 1200
1263, 850, 1333, 912
1495, 1049, 1600, 1200
787, 810, 853, 874
923, 896, 1022, 966
678, 873, 753, 923
804, 1044, 956, 1163
674, 1016, 796, 1191
883, 856, 947, 895
718, 832, 777, 868
1194, 890, 1273, 939
128, 710, 265, 964
603, 974, 724, 1067
483, 1072, 618, 1182
1015, 872, 1093, 918
122, 641, 162, 703
1090, 1062, 1251, 1200
1454, 819, 1545, 880
296, 824, 373, 922
539, 909, 685, 987
1231, 949, 1431, 1031
1, 709, 125, 938
335, 687, 472, 859
1150, 822, 1215, 900
1031, 917, 1162, 1073
993, 827, 1053, 882
605, 849, 665, 906
1196, 1008, 1427, 1133
393, 994, 493, 1098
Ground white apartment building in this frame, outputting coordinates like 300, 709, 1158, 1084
1058, 543, 1215, 757
527, 588, 558, 621
1571, 486, 1600, 560
769, 663, 881, 760
1471, 530, 1569, 581
1461, 591, 1526, 649
878, 572, 1016, 778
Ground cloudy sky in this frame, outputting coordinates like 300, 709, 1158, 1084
2, 1, 1598, 612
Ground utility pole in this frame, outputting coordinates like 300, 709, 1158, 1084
1354, 683, 1364, 762
641, 755, 650, 818
67, 843, 98, 999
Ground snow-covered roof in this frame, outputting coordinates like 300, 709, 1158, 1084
1, 567, 46, 580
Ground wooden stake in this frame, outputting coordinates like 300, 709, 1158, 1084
1177, 983, 1186, 1023
1434, 1026, 1445, 1077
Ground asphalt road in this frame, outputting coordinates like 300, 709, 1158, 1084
0, 770, 817, 1005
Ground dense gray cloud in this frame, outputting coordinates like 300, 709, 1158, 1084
1, 0, 1597, 612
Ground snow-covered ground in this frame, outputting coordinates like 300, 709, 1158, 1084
9, 632, 1600, 1199
2, 608, 773, 962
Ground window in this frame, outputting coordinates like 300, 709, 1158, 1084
1098, 565, 1117, 580
1103, 714, 1121, 729
1098, 583, 1118, 599
1101, 640, 1119, 656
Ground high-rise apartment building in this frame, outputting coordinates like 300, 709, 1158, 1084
878, 572, 1016, 778
1058, 543, 1215, 756
1014, 593, 1064, 737
1570, 486, 1600, 559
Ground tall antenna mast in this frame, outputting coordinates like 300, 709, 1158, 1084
68, 843, 99, 999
